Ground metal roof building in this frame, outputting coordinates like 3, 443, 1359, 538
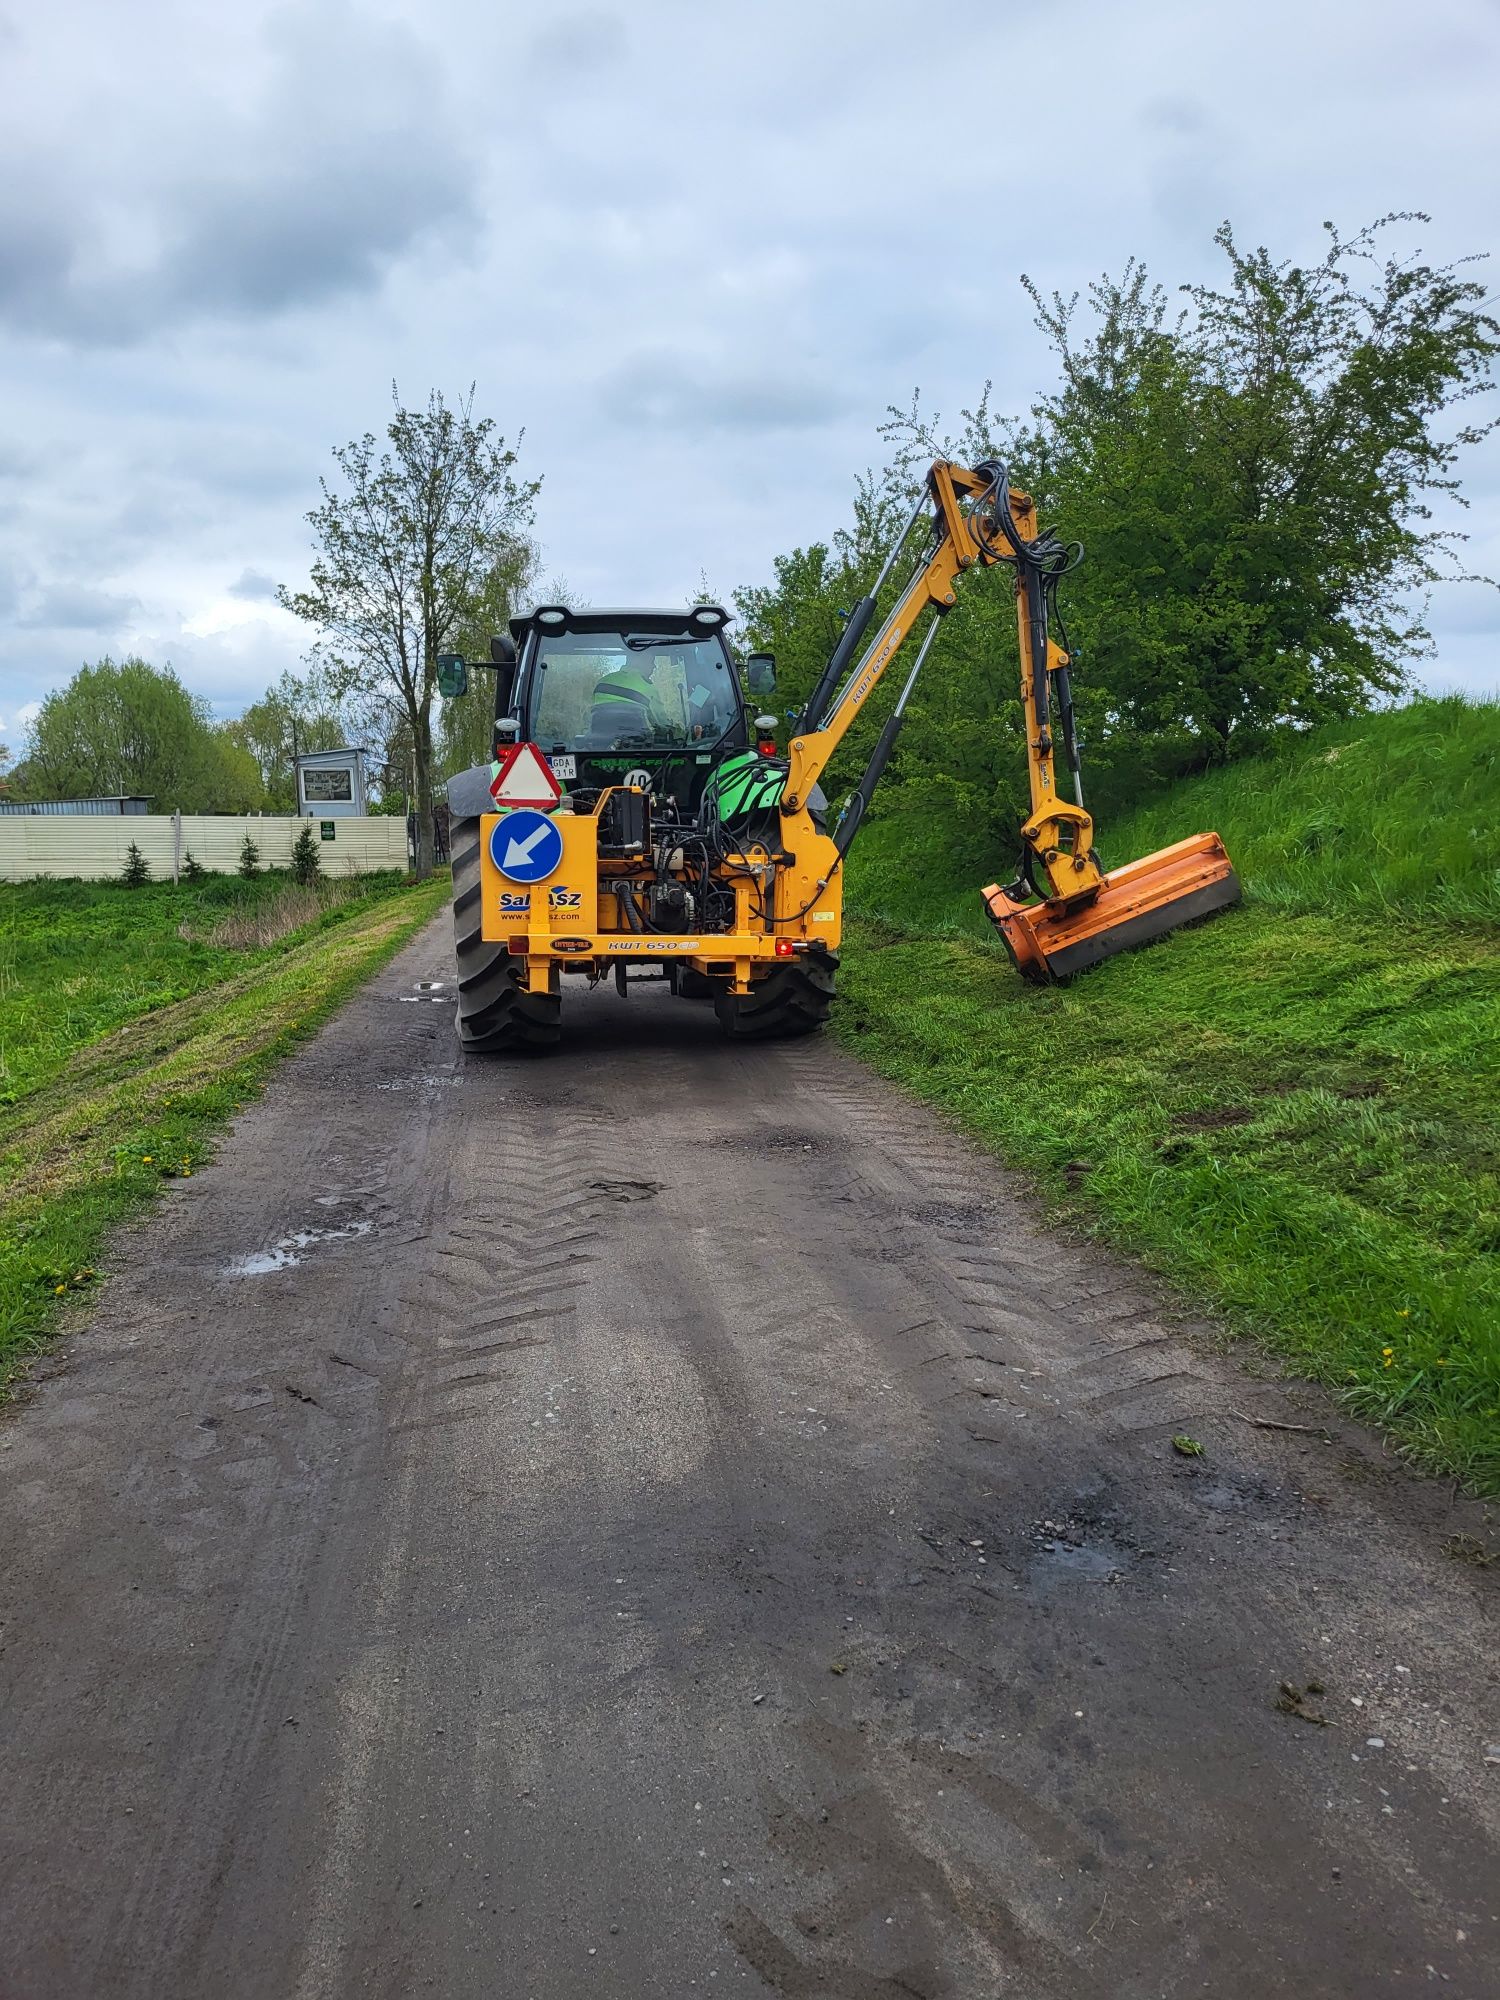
0, 796, 154, 816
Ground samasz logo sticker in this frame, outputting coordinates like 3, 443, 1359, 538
548, 887, 582, 909
499, 892, 531, 913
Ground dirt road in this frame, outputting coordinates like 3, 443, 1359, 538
1, 915, 1495, 1998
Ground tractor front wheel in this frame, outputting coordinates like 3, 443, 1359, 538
450, 815, 562, 1053
713, 952, 837, 1040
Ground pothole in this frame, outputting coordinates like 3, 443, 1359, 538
1024, 1490, 1163, 1590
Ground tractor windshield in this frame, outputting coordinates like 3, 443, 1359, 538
531, 630, 739, 752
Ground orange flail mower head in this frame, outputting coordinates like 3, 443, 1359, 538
982, 832, 1241, 983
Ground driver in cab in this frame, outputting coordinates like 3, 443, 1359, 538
587, 661, 676, 746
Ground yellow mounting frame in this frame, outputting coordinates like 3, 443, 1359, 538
783, 462, 1105, 905
479, 803, 844, 996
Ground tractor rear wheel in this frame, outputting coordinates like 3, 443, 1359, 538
713, 952, 837, 1040
450, 815, 562, 1053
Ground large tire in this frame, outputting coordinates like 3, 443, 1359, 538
714, 951, 837, 1041
451, 815, 562, 1053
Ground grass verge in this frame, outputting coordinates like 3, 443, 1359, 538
0, 872, 449, 1384
837, 699, 1500, 1494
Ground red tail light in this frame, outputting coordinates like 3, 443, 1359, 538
774, 938, 795, 957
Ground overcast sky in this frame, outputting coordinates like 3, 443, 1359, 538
2, 0, 1497, 745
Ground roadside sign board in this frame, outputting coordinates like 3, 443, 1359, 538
489, 741, 562, 810
490, 808, 564, 884
320, 820, 335, 841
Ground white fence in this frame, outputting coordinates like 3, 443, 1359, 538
0, 813, 410, 883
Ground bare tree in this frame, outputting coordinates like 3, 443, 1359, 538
282, 387, 539, 878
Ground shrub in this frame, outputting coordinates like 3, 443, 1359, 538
238, 834, 261, 880
181, 850, 206, 881
120, 841, 151, 887
290, 821, 322, 885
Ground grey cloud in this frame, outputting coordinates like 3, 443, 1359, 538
0, 2, 479, 346
600, 351, 851, 433
163, 150, 475, 326
228, 568, 280, 602
1142, 95, 1211, 136
19, 582, 138, 631
528, 9, 626, 73
1142, 98, 1238, 239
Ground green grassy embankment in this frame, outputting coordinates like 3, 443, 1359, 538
837, 695, 1500, 1493
0, 869, 450, 1383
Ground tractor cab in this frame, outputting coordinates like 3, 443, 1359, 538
497, 605, 774, 819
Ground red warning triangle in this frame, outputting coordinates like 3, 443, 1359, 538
489, 741, 561, 809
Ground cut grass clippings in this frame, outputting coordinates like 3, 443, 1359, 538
0, 872, 450, 1384
836, 697, 1500, 1496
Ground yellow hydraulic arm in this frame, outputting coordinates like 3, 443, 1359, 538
781, 460, 1106, 904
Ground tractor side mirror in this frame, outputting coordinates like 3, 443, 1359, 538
436, 654, 469, 698
745, 652, 777, 695
489, 634, 517, 668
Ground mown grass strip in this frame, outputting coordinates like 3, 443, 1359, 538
0, 876, 449, 1384
833, 903, 1500, 1496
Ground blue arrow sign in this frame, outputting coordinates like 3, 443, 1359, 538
490, 808, 564, 884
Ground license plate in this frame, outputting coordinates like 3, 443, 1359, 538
548, 754, 577, 780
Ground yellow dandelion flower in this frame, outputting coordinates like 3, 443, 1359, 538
1382, 1355, 1395, 1368
1381, 1346, 1393, 1356
142, 1155, 153, 1163
54, 1284, 66, 1295
1398, 1308, 1410, 1318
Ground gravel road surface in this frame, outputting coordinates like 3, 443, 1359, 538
2, 914, 1495, 1997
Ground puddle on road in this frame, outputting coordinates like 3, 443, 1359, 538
399, 979, 450, 1005
224, 1220, 373, 1277
1030, 1537, 1127, 1586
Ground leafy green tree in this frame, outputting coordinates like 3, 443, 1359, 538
882, 215, 1498, 778
741, 214, 1498, 838
281, 388, 540, 878
435, 539, 538, 782
21, 657, 264, 811
224, 668, 348, 810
